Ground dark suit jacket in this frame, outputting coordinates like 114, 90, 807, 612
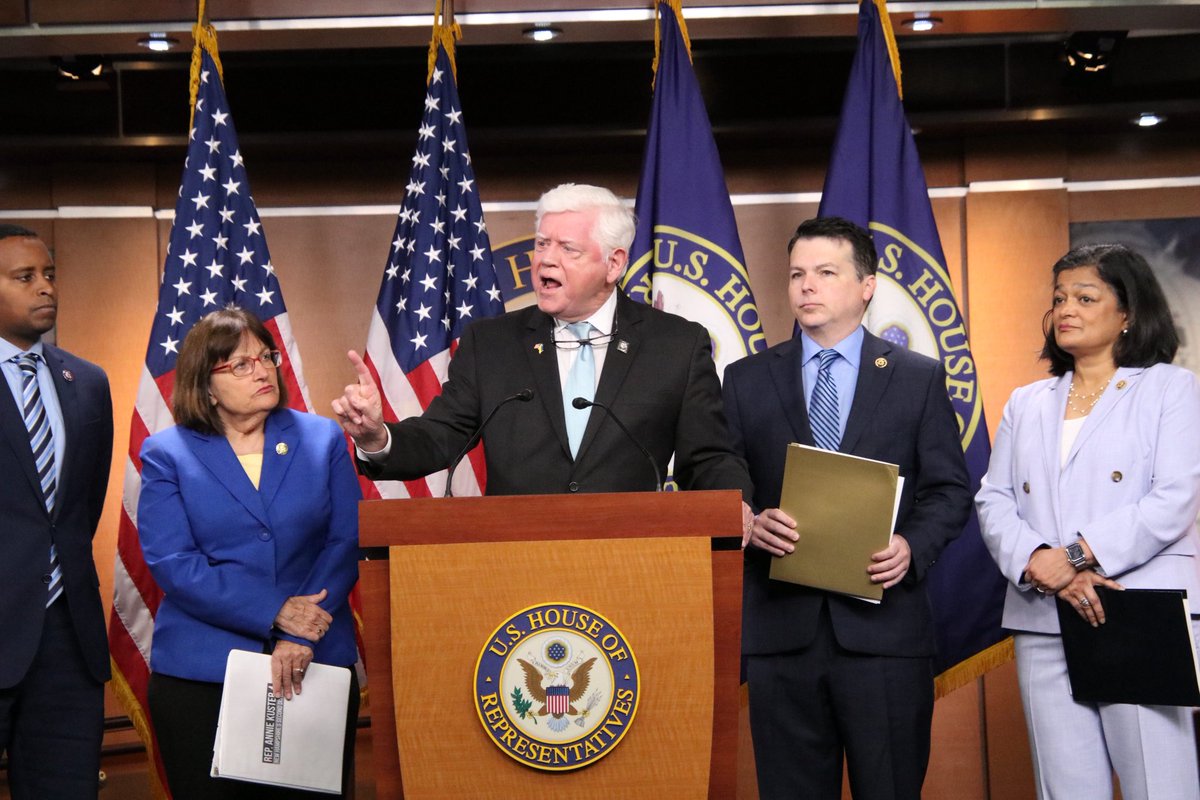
0, 344, 112, 688
723, 330, 971, 658
366, 291, 752, 497
138, 409, 361, 683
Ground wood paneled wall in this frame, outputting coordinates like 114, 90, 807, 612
3, 126, 1197, 800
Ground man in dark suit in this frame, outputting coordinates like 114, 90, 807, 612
333, 183, 752, 501
0, 225, 113, 798
723, 217, 971, 800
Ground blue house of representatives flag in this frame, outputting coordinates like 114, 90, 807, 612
819, 0, 1009, 695
625, 0, 766, 379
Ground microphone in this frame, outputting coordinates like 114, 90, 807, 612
444, 389, 534, 497
572, 397, 662, 492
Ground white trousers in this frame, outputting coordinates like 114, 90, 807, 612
1015, 632, 1200, 800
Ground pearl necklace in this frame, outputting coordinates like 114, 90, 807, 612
1067, 375, 1114, 416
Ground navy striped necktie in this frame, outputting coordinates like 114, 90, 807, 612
14, 352, 63, 606
809, 348, 842, 451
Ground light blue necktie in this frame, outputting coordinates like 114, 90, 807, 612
15, 353, 63, 606
563, 322, 595, 458
809, 348, 841, 451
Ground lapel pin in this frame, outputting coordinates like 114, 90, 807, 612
275, 443, 288, 456
874, 357, 887, 368
1116, 380, 1126, 389
617, 340, 630, 354
62, 369, 74, 382
534, 343, 544, 354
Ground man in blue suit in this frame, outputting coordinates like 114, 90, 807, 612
723, 217, 971, 800
0, 225, 113, 798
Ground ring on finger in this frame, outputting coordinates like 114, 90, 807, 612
1079, 597, 1091, 607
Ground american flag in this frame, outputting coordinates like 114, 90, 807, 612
106, 48, 326, 796
360, 42, 504, 500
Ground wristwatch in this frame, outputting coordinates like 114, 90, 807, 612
1065, 541, 1087, 570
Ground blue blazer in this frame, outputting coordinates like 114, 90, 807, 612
977, 364, 1200, 634
138, 408, 361, 682
724, 330, 972, 658
0, 344, 112, 689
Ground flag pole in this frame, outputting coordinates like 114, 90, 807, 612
189, 0, 223, 129
651, 0, 693, 88
429, 0, 461, 83
872, 0, 904, 98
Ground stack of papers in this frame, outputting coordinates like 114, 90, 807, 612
211, 650, 350, 794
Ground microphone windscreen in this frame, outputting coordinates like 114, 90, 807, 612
572, 397, 591, 410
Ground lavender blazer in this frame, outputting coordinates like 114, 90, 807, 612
977, 363, 1200, 634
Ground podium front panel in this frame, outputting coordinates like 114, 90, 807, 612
388, 536, 714, 799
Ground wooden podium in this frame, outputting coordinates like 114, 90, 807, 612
358, 490, 744, 799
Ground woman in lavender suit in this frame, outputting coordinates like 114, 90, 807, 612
977, 243, 1200, 800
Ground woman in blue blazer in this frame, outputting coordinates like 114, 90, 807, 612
138, 308, 361, 799
978, 244, 1200, 800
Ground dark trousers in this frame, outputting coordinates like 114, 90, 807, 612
0, 598, 105, 800
148, 666, 360, 800
747, 603, 934, 800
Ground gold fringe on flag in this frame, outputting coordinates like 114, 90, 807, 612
189, 0, 224, 128
934, 636, 1014, 699
109, 658, 170, 800
872, 0, 903, 99
652, 0, 693, 89
428, 0, 463, 84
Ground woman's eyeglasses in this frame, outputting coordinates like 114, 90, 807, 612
211, 350, 283, 377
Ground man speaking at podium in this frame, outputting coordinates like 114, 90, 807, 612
333, 183, 752, 503
723, 217, 971, 800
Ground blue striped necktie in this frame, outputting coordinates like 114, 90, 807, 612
14, 353, 63, 606
562, 322, 595, 458
809, 348, 842, 451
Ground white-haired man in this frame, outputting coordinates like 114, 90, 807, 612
334, 183, 752, 498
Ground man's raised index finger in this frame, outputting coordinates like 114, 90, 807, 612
347, 350, 373, 385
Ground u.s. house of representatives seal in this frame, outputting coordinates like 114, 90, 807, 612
474, 602, 641, 771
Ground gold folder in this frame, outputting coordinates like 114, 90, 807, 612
768, 443, 902, 603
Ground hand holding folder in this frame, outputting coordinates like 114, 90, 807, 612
211, 650, 350, 794
768, 444, 903, 603
1056, 588, 1200, 706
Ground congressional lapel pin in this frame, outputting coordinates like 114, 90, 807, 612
534, 343, 545, 354
617, 340, 630, 354
874, 357, 888, 368
1116, 380, 1127, 389
275, 442, 289, 456
62, 369, 74, 382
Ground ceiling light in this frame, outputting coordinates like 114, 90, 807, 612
901, 16, 942, 32
1063, 31, 1125, 74
55, 57, 105, 81
522, 26, 562, 42
137, 33, 180, 52
1133, 112, 1165, 128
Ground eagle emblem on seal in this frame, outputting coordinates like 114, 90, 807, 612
517, 656, 596, 732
